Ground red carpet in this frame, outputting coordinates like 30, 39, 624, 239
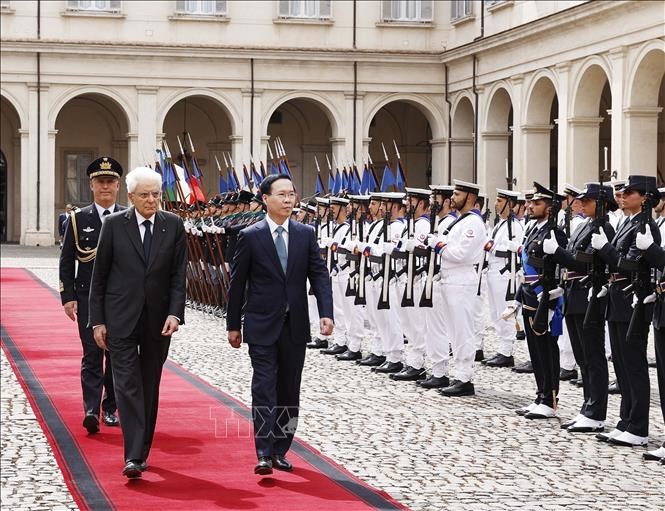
1, 268, 407, 511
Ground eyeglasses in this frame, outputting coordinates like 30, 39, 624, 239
269, 192, 297, 200
135, 192, 162, 200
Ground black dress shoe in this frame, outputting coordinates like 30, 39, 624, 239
336, 349, 362, 361
122, 460, 142, 479
321, 344, 347, 355
102, 411, 120, 427
139, 461, 148, 472
485, 354, 515, 368
372, 361, 403, 373
271, 455, 293, 471
390, 366, 426, 381
560, 419, 577, 430
357, 353, 386, 367
416, 375, 449, 389
512, 360, 533, 374
560, 368, 578, 381
254, 456, 273, 475
307, 338, 328, 349
474, 350, 485, 362
83, 412, 99, 434
439, 380, 475, 397
608, 381, 620, 394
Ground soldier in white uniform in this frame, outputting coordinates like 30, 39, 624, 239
482, 189, 524, 367
431, 180, 487, 397
473, 192, 491, 362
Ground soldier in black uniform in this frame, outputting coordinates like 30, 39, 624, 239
543, 183, 616, 432
591, 175, 661, 447
59, 156, 126, 433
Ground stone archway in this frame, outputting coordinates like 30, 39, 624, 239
0, 95, 21, 242
451, 95, 474, 183
482, 86, 514, 198
523, 75, 558, 189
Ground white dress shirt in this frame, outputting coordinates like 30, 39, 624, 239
265, 214, 289, 256
94, 203, 116, 223
135, 210, 155, 242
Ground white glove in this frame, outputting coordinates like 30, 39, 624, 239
371, 243, 383, 256
404, 239, 417, 253
427, 236, 441, 249
644, 292, 657, 304
320, 236, 334, 248
636, 229, 654, 251
506, 239, 521, 253
591, 230, 609, 250
542, 231, 559, 255
631, 293, 638, 309
500, 301, 520, 320
382, 242, 395, 255
587, 286, 593, 302
549, 286, 564, 300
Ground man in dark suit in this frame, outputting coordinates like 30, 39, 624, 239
58, 203, 73, 246
59, 157, 125, 434
226, 174, 333, 476
89, 166, 187, 478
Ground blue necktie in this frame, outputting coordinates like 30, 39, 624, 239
143, 219, 152, 262
275, 226, 287, 274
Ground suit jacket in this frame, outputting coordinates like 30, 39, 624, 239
59, 203, 126, 304
226, 218, 333, 346
88, 207, 187, 339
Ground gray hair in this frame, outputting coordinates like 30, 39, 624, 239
126, 166, 162, 193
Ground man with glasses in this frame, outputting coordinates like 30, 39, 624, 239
226, 174, 333, 476
59, 156, 125, 435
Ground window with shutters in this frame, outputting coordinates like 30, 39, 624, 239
381, 1, 433, 22
451, 0, 473, 20
278, 0, 331, 20
66, 0, 121, 12
175, 0, 226, 16
64, 152, 94, 207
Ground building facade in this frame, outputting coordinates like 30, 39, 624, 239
1, 0, 663, 245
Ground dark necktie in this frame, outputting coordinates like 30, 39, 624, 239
142, 219, 152, 262
103, 209, 110, 217
275, 226, 287, 274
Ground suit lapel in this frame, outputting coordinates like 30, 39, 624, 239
123, 207, 146, 263
285, 220, 297, 280
258, 220, 285, 279
147, 211, 165, 269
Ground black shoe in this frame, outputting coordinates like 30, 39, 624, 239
512, 361, 533, 374
307, 338, 328, 349
372, 361, 403, 373
560, 368, 578, 381
321, 344, 347, 355
357, 354, 386, 367
608, 381, 620, 394
439, 380, 475, 397
484, 354, 515, 368
102, 411, 119, 427
254, 456, 273, 475
271, 455, 293, 471
416, 375, 449, 389
139, 461, 148, 472
390, 366, 426, 381
83, 412, 99, 434
516, 330, 526, 340
474, 350, 485, 362
122, 460, 142, 479
561, 419, 578, 430
336, 350, 362, 361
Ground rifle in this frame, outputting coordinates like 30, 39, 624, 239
418, 201, 442, 307
377, 210, 393, 310
400, 204, 417, 307
530, 196, 562, 335
354, 215, 371, 306
344, 206, 362, 297
505, 208, 518, 301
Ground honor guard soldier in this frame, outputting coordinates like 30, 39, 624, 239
607, 180, 628, 231
59, 156, 125, 433
431, 180, 487, 396
543, 182, 616, 433
591, 175, 661, 447
512, 182, 568, 418
482, 189, 524, 367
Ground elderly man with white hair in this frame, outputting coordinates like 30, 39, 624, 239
89, 166, 187, 478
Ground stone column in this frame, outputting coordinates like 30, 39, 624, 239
229, 135, 244, 177
521, 124, 553, 187
609, 47, 626, 176
450, 138, 473, 182
568, 116, 604, 185
624, 107, 663, 176
510, 74, 524, 189
18, 128, 29, 244
430, 137, 447, 184
480, 131, 510, 202
240, 88, 252, 164
344, 91, 362, 162
136, 86, 158, 171
555, 61, 571, 188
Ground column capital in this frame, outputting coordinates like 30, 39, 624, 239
521, 123, 554, 133
260, 135, 272, 142
623, 106, 663, 118
136, 85, 159, 94
475, 84, 486, 95
608, 46, 627, 59
48, 129, 58, 138
555, 61, 571, 73
27, 83, 49, 92
329, 137, 345, 146
126, 132, 139, 140
18, 128, 30, 138
509, 74, 524, 86
481, 131, 510, 140
449, 138, 473, 146
567, 116, 604, 127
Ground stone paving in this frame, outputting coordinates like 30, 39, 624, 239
1, 244, 663, 510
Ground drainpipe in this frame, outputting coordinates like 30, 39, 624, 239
472, 55, 478, 182
250, 58, 254, 159
36, 0, 41, 231
352, 1, 357, 161
445, 64, 452, 185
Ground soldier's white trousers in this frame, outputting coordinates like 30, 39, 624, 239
333, 271, 365, 352
487, 268, 516, 356
395, 275, 427, 369
559, 321, 576, 371
424, 282, 450, 378
366, 276, 403, 363
362, 276, 384, 356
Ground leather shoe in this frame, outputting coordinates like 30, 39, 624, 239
643, 446, 665, 461
560, 368, 578, 381
321, 344, 347, 355
307, 338, 328, 349
372, 361, 403, 373
512, 360, 533, 373
336, 349, 362, 361
474, 350, 485, 362
122, 460, 142, 479
83, 412, 99, 434
438, 380, 475, 397
271, 455, 293, 471
484, 354, 514, 368
254, 456, 273, 475
608, 381, 620, 394
357, 353, 385, 367
102, 411, 120, 427
390, 366, 426, 381
416, 375, 449, 389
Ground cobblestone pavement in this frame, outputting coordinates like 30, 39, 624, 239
2, 245, 663, 510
